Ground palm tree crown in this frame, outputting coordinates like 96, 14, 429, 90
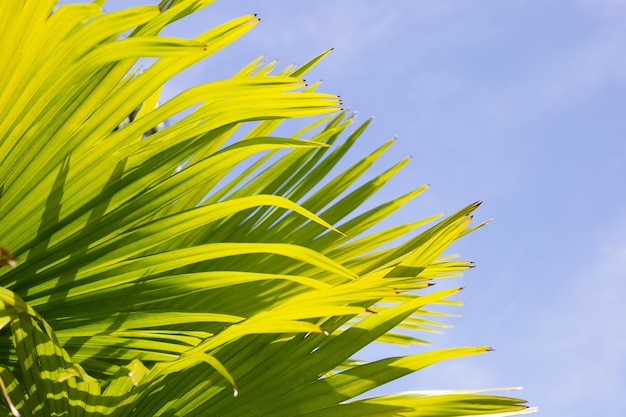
0, 1, 534, 416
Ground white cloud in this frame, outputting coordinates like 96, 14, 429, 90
524, 213, 626, 415
537, 32, 626, 109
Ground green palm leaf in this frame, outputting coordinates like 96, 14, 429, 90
0, 1, 534, 416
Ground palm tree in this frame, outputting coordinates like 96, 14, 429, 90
0, 1, 534, 416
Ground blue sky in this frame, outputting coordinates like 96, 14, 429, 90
79, 1, 626, 415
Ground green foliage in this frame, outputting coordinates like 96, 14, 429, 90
0, 1, 534, 416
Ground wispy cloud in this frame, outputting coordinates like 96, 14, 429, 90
521, 212, 626, 415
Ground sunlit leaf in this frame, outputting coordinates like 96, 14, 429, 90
0, 1, 531, 416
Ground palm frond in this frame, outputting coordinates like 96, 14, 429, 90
0, 1, 532, 416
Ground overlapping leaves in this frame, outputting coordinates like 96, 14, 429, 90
0, 1, 533, 416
